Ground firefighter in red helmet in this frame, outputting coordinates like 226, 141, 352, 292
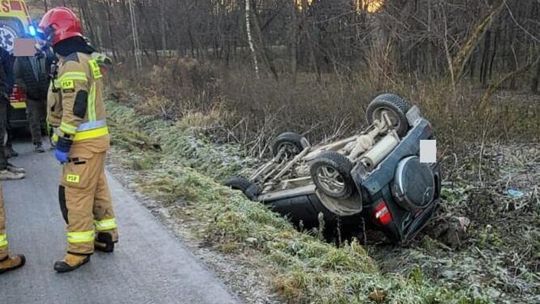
38, 7, 118, 272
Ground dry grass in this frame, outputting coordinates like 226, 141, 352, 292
109, 59, 539, 160
105, 58, 539, 303
106, 101, 495, 303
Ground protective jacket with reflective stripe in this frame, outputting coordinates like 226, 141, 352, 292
47, 52, 108, 143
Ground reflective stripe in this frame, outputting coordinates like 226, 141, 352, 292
95, 218, 117, 231
88, 84, 97, 121
11, 102, 26, 109
92, 54, 111, 66
58, 72, 88, 82
89, 60, 103, 79
60, 122, 78, 135
78, 119, 107, 131
55, 121, 108, 141
87, 60, 100, 121
67, 230, 95, 244
73, 126, 109, 142
54, 72, 88, 89
54, 75, 88, 88
51, 128, 62, 143
0, 234, 8, 248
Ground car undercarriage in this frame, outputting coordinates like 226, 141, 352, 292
225, 93, 442, 243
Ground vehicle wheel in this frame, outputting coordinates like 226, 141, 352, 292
224, 176, 261, 201
366, 93, 412, 137
310, 151, 355, 199
272, 132, 310, 159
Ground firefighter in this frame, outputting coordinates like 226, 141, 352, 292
0, 185, 26, 274
38, 7, 118, 273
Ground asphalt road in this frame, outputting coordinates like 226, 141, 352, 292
0, 142, 239, 304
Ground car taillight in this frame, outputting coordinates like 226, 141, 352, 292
10, 85, 26, 102
373, 201, 392, 225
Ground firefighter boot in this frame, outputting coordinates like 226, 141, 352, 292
94, 232, 115, 253
0, 254, 26, 274
54, 253, 90, 273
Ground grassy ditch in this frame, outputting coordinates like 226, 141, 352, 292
106, 100, 490, 304
370, 143, 540, 304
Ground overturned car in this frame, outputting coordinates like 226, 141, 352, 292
225, 94, 441, 243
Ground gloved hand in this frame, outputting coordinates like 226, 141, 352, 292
54, 137, 73, 164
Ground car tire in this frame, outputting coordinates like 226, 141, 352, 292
310, 151, 355, 199
366, 93, 412, 137
272, 132, 310, 159
224, 176, 261, 201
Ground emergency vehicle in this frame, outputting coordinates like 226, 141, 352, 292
0, 0, 35, 126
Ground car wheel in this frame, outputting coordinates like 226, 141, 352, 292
310, 151, 355, 199
366, 93, 412, 137
224, 176, 261, 201
272, 132, 310, 159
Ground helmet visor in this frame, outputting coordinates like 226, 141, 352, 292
36, 25, 54, 44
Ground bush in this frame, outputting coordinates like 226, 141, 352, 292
109, 59, 540, 159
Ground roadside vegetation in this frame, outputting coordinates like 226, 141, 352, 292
107, 101, 497, 304
107, 97, 538, 303
23, 0, 539, 302
103, 22, 539, 302
105, 58, 539, 302
59, 0, 538, 302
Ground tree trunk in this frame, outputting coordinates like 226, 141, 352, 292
488, 26, 499, 82
135, 1, 159, 63
480, 30, 491, 86
77, 0, 97, 47
532, 55, 540, 93
160, 0, 167, 52
250, 0, 279, 81
105, 1, 118, 61
128, 0, 142, 70
245, 0, 260, 79
480, 55, 540, 109
288, 0, 298, 81
452, 1, 504, 82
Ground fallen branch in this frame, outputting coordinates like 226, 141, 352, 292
479, 54, 540, 110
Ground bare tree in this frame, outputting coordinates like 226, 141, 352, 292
245, 0, 259, 78
29, 0, 539, 93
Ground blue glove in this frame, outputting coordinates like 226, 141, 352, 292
55, 137, 73, 164
55, 149, 69, 164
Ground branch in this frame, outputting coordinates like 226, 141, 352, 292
452, 0, 505, 81
479, 54, 540, 110
503, 0, 540, 43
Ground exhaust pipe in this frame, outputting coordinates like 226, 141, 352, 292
360, 132, 399, 170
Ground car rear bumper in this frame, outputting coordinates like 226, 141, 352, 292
351, 118, 434, 197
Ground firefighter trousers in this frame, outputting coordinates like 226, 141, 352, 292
0, 185, 9, 259
60, 150, 118, 255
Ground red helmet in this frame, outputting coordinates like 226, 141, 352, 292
38, 7, 83, 45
